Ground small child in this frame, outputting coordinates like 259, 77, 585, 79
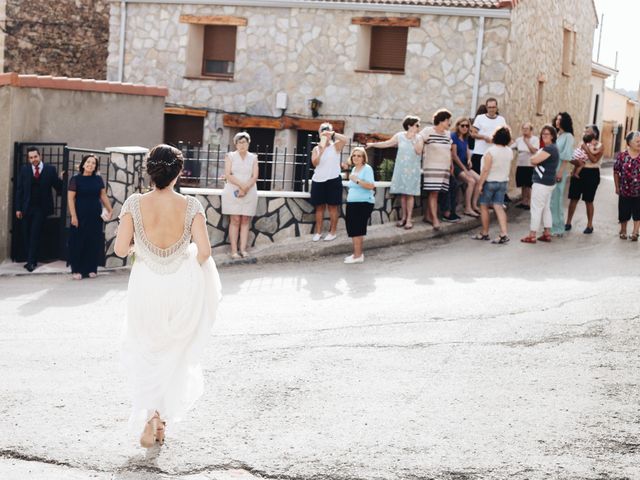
571, 133, 599, 178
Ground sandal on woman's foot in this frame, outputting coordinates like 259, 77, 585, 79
463, 211, 480, 218
155, 418, 166, 446
404, 222, 413, 230
230, 253, 241, 260
471, 233, 490, 241
140, 412, 162, 448
71, 273, 82, 280
631, 233, 639, 242
492, 235, 510, 244
537, 233, 552, 243
396, 220, 406, 227
239, 251, 249, 258
619, 233, 628, 240
520, 235, 537, 244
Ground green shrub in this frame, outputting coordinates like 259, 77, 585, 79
378, 158, 395, 181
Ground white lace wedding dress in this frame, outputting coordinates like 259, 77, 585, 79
119, 193, 221, 432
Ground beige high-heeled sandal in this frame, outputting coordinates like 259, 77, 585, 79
139, 411, 166, 447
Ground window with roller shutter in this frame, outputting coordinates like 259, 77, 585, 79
369, 26, 408, 72
202, 25, 236, 77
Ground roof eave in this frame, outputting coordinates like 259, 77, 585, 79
118, 0, 513, 19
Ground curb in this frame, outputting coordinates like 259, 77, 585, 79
2, 200, 524, 276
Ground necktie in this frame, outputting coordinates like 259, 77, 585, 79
34, 165, 40, 179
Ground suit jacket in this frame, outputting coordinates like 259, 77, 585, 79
16, 163, 63, 216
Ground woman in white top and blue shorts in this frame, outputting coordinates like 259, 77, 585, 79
473, 126, 513, 244
310, 123, 348, 242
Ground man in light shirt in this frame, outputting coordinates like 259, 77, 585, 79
470, 98, 507, 175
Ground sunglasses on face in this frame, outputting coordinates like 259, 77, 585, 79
460, 124, 470, 128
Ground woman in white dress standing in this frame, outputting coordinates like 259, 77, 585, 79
221, 132, 259, 259
115, 144, 221, 448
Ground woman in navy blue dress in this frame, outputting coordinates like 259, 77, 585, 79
67, 155, 113, 279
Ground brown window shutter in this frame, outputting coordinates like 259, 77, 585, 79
369, 26, 408, 72
203, 25, 237, 61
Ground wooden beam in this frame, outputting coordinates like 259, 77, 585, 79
164, 107, 208, 117
351, 17, 420, 28
179, 15, 248, 26
223, 114, 345, 133
283, 117, 345, 133
353, 132, 392, 145
223, 114, 283, 129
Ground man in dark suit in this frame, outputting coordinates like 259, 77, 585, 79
15, 147, 63, 272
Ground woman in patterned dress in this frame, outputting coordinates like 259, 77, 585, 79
419, 109, 460, 230
613, 131, 640, 240
367, 115, 423, 229
115, 144, 221, 448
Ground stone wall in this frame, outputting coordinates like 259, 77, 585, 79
2, 0, 109, 79
186, 187, 412, 252
107, 3, 510, 141
503, 0, 598, 134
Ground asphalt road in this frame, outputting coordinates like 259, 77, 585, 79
1, 169, 638, 480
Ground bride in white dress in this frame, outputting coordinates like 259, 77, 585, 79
114, 144, 221, 448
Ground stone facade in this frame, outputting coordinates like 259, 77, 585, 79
1, 0, 109, 79
107, 2, 512, 146
503, 0, 598, 133
107, 1, 596, 151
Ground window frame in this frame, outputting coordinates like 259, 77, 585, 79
352, 17, 420, 75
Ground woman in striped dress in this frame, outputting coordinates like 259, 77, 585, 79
419, 109, 459, 230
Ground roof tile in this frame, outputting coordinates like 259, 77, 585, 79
303, 0, 508, 8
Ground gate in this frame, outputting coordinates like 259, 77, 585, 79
11, 143, 67, 262
11, 143, 123, 265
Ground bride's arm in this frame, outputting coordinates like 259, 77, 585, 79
191, 214, 212, 264
114, 214, 134, 257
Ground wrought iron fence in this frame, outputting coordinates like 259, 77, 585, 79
177, 137, 363, 192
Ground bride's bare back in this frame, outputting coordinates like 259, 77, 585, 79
138, 191, 188, 249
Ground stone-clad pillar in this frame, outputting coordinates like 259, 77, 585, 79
104, 146, 148, 267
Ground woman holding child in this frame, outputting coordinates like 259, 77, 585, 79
565, 125, 603, 234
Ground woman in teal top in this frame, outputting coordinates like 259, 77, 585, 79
550, 112, 574, 236
344, 147, 375, 264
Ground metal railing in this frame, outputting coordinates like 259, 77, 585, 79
177, 137, 367, 192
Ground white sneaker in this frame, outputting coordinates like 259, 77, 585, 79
344, 254, 364, 264
312, 233, 322, 242
324, 233, 337, 241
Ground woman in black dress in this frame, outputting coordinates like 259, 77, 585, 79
67, 155, 113, 279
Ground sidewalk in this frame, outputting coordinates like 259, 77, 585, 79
0, 199, 524, 276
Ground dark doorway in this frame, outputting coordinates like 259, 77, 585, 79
614, 125, 623, 154
245, 128, 275, 190
368, 147, 398, 181
164, 114, 204, 147
296, 130, 320, 192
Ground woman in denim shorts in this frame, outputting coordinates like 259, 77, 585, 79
472, 126, 513, 244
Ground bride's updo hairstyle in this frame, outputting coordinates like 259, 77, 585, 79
146, 144, 184, 189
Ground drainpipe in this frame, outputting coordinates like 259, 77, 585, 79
118, 0, 127, 82
470, 16, 485, 116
